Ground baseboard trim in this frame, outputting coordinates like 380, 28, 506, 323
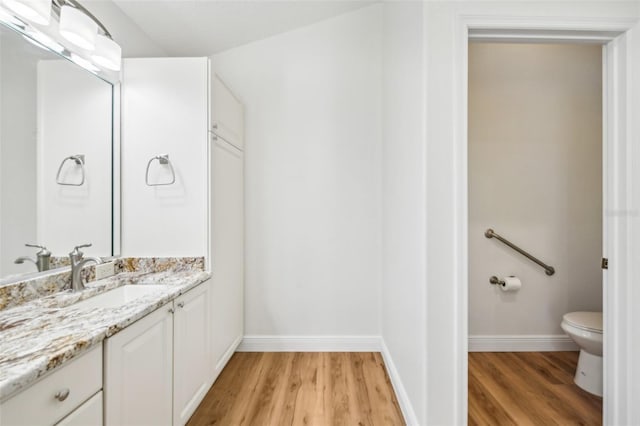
380, 340, 420, 426
468, 334, 579, 352
215, 334, 243, 373
237, 335, 382, 352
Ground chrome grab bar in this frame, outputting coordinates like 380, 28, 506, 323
485, 228, 555, 276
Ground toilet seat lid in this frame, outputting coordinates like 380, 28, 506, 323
563, 312, 602, 333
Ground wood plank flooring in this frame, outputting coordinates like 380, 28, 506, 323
188, 352, 405, 426
469, 352, 603, 426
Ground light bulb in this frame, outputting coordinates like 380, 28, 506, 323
59, 5, 96, 50
92, 34, 121, 71
2, 0, 51, 25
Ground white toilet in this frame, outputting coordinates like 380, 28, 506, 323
561, 311, 603, 397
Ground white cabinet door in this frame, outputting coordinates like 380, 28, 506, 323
56, 391, 102, 426
210, 137, 244, 381
211, 73, 244, 150
173, 281, 211, 426
104, 304, 173, 426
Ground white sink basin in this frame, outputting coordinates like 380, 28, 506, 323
72, 285, 166, 310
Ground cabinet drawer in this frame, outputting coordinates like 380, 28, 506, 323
56, 391, 103, 426
1, 344, 103, 426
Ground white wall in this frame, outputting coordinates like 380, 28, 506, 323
380, 2, 427, 425
212, 5, 382, 337
120, 58, 209, 257
423, 2, 640, 424
468, 43, 603, 337
0, 34, 37, 277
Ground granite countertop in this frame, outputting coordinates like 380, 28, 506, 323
0, 269, 211, 401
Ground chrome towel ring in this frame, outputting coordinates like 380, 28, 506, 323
145, 154, 176, 186
56, 155, 85, 186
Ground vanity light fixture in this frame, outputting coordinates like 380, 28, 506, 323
55, 0, 122, 71
58, 4, 95, 49
92, 34, 121, 71
2, 0, 51, 26
0, 0, 122, 78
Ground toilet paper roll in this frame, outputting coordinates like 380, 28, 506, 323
500, 276, 521, 292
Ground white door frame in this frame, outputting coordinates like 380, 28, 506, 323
453, 16, 638, 425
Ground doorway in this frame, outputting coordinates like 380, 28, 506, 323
466, 41, 604, 423
447, 19, 639, 424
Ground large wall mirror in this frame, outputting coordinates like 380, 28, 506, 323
0, 20, 117, 283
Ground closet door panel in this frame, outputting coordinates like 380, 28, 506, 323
210, 137, 244, 380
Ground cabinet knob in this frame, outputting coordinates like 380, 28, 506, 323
211, 123, 218, 130
54, 388, 70, 402
177, 302, 185, 308
168, 308, 175, 314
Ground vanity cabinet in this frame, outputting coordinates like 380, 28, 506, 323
173, 281, 211, 425
104, 280, 211, 426
104, 302, 174, 426
0, 344, 102, 426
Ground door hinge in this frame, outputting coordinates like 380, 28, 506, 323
601, 258, 609, 270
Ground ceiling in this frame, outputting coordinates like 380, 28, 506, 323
102, 0, 374, 56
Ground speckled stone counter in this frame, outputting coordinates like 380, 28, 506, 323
0, 259, 210, 401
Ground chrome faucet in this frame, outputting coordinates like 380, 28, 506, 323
69, 244, 102, 292
14, 244, 52, 272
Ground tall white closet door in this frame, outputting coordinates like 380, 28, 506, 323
210, 136, 244, 380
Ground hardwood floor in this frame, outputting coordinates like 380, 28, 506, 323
188, 352, 405, 426
469, 352, 602, 426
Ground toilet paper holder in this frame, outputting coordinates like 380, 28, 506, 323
489, 276, 504, 285
489, 275, 522, 292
